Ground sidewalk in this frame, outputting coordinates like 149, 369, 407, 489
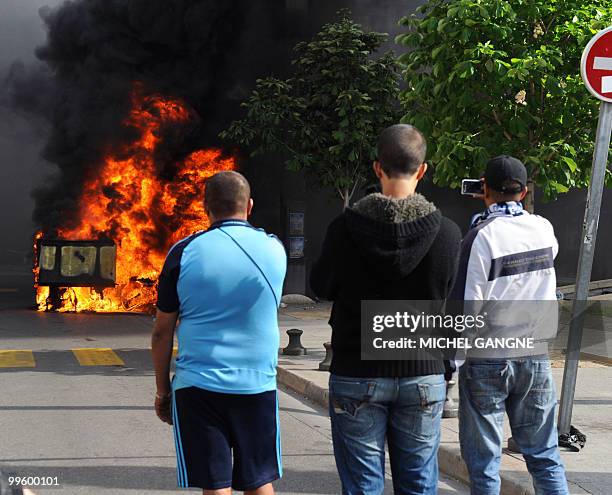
277, 303, 612, 495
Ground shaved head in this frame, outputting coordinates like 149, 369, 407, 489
377, 124, 427, 177
204, 171, 251, 219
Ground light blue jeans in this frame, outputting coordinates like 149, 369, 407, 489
329, 374, 446, 495
459, 358, 569, 495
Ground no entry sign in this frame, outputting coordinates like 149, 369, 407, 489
560, 25, 612, 436
581, 26, 612, 103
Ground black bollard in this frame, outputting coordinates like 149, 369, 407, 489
282, 328, 307, 356
442, 379, 459, 418
318, 341, 332, 371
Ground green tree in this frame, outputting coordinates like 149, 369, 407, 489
397, 0, 612, 210
221, 12, 401, 208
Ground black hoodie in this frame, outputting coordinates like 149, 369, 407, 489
310, 193, 462, 377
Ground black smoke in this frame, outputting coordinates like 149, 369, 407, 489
5, 0, 289, 233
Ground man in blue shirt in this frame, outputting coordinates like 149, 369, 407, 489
151, 171, 287, 494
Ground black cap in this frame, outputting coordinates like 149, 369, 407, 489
484, 155, 527, 193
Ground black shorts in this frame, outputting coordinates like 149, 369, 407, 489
171, 386, 282, 491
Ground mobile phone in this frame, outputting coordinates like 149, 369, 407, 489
461, 179, 484, 196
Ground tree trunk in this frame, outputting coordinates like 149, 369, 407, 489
524, 179, 535, 213
342, 187, 350, 210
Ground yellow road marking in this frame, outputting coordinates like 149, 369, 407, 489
72, 348, 124, 366
0, 350, 35, 368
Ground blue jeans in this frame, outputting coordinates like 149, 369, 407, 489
459, 359, 569, 495
329, 374, 446, 495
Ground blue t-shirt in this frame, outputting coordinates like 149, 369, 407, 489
156, 219, 287, 394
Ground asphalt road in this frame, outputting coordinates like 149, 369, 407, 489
0, 343, 468, 494
0, 276, 468, 494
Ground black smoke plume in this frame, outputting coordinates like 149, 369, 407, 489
5, 0, 289, 234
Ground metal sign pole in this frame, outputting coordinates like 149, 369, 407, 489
558, 101, 612, 435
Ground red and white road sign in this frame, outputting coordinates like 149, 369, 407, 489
563, 26, 612, 435
581, 26, 612, 103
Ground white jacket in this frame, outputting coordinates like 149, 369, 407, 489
450, 205, 559, 358
452, 209, 558, 301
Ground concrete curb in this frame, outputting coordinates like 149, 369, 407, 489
277, 365, 535, 495
277, 366, 328, 410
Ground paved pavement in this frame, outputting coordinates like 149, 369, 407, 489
277, 305, 612, 495
0, 308, 468, 494
3, 283, 608, 494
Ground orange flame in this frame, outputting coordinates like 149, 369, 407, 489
36, 87, 235, 312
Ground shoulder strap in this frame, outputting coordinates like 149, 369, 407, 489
217, 227, 279, 307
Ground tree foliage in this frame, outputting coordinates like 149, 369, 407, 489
221, 12, 401, 207
398, 0, 612, 202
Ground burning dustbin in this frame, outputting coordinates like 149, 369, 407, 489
35, 238, 116, 311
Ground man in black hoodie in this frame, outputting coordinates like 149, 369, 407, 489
310, 124, 461, 495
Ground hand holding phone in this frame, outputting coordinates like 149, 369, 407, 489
461, 179, 484, 198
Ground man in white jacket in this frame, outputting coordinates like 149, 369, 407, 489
452, 155, 569, 495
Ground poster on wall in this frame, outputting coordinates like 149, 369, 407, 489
289, 236, 305, 259
289, 212, 305, 235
